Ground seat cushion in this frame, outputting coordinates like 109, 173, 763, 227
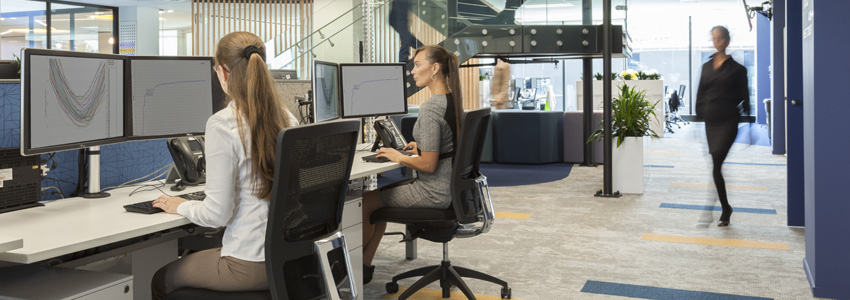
163, 288, 271, 300
371, 207, 456, 227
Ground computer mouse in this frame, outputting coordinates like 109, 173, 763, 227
171, 184, 187, 192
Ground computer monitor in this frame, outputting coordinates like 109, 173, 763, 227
0, 60, 18, 79
128, 56, 216, 139
270, 69, 298, 80
339, 63, 407, 118
21, 48, 126, 156
312, 61, 340, 123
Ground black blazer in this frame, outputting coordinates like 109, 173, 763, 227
695, 55, 750, 122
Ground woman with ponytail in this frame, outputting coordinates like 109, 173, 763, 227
150, 32, 297, 298
360, 45, 464, 284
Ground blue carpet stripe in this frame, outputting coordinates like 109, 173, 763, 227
580, 280, 773, 300
724, 162, 787, 166
660, 203, 777, 215
645, 165, 675, 168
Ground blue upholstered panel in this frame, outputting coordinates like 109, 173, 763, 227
0, 82, 173, 200
492, 111, 563, 164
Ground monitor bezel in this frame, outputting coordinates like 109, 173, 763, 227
312, 60, 341, 123
338, 63, 408, 119
21, 48, 129, 156
125, 55, 218, 141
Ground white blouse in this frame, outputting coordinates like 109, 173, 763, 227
177, 103, 297, 262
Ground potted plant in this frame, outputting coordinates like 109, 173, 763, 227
588, 84, 660, 194
577, 70, 665, 137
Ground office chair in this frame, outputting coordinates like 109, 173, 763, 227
673, 85, 690, 126
162, 120, 360, 300
665, 90, 681, 133
371, 108, 511, 300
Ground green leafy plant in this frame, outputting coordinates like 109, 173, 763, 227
592, 72, 618, 80
588, 84, 660, 147
637, 70, 648, 80
12, 54, 21, 78
644, 69, 661, 80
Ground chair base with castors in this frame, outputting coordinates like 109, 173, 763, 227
385, 243, 511, 300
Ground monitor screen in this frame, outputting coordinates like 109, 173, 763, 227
22, 49, 125, 155
339, 63, 407, 118
129, 57, 215, 138
312, 61, 340, 123
270, 69, 298, 80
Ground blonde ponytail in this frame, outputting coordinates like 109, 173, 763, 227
215, 32, 292, 200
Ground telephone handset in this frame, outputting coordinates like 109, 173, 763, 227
371, 119, 408, 152
166, 136, 206, 187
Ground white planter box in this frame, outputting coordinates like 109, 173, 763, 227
576, 80, 665, 137
612, 136, 644, 194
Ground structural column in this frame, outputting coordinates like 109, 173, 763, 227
802, 0, 850, 298
785, 0, 804, 227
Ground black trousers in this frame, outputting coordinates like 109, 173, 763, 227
705, 120, 738, 212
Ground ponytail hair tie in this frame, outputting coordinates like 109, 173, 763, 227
243, 45, 263, 61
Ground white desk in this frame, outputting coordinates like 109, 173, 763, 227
351, 149, 407, 179
0, 185, 203, 264
0, 236, 22, 254
0, 147, 402, 298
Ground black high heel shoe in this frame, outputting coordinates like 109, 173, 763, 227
363, 265, 376, 284
718, 208, 733, 227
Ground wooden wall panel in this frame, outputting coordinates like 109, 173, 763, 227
192, 0, 313, 64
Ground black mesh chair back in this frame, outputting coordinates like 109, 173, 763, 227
451, 108, 492, 225
678, 84, 687, 104
266, 120, 360, 300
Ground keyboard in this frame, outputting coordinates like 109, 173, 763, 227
362, 151, 414, 163
123, 191, 207, 214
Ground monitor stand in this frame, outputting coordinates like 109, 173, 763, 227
82, 146, 110, 199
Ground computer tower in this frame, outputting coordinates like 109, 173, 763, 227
0, 148, 43, 213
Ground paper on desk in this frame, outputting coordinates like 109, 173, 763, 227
0, 168, 12, 186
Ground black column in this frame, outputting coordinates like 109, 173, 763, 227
581, 0, 595, 166
595, 0, 619, 197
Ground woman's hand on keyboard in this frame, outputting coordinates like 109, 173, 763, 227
403, 142, 418, 154
377, 147, 406, 163
152, 195, 187, 214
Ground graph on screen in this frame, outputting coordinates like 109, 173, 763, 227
131, 59, 213, 137
313, 63, 339, 123
28, 55, 123, 150
340, 64, 405, 117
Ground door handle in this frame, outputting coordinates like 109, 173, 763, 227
791, 99, 802, 106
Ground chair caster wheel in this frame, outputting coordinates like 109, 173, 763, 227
386, 282, 399, 294
501, 287, 511, 299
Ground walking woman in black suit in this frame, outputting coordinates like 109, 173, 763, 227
695, 26, 750, 227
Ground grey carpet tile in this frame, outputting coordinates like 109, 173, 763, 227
363, 123, 820, 300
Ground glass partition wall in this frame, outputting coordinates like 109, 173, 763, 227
466, 0, 757, 114
1, 0, 117, 60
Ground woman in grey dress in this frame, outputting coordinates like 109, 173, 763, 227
361, 45, 464, 284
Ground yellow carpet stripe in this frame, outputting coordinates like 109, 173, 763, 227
647, 151, 684, 155
384, 286, 521, 300
641, 233, 790, 250
670, 182, 767, 191
495, 212, 532, 220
